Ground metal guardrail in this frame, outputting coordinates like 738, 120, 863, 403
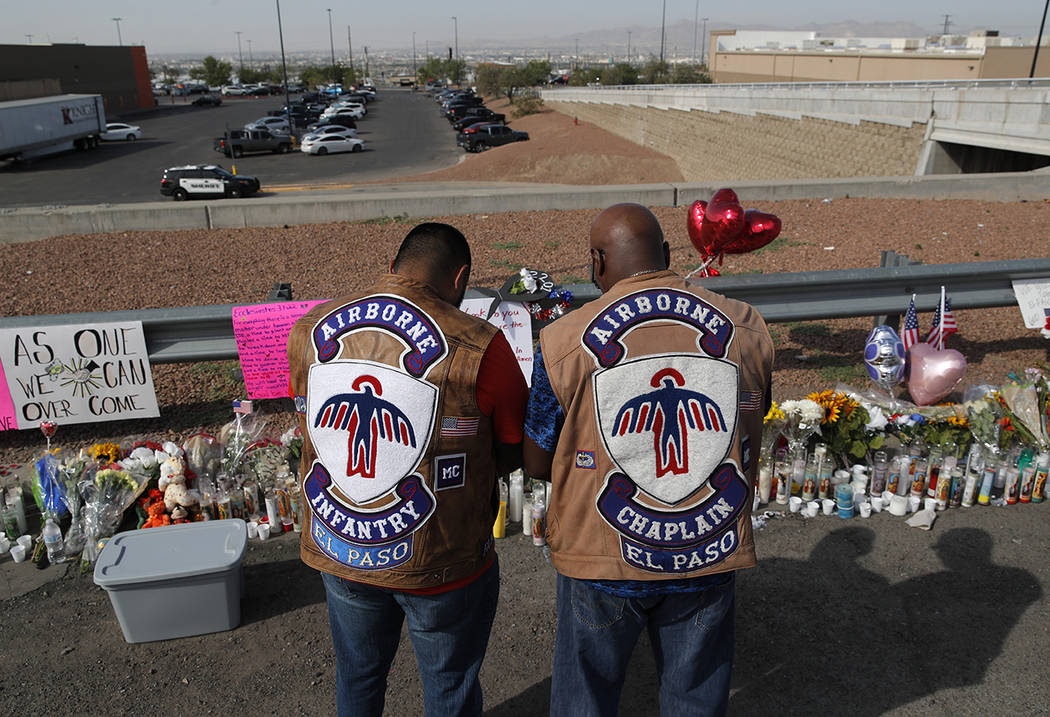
1, 256, 1046, 364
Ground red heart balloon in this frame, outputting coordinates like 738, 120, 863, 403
700, 189, 745, 255
686, 200, 707, 253
40, 420, 57, 438
721, 210, 782, 254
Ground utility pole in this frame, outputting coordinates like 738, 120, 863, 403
364, 46, 369, 78
326, 8, 336, 84
451, 16, 459, 59
247, 39, 253, 69
701, 18, 709, 68
235, 31, 244, 72
112, 17, 123, 46
575, 37, 579, 70
1032, 0, 1050, 78
275, 0, 292, 143
693, 0, 699, 62
627, 30, 632, 63
942, 14, 952, 35
660, 0, 667, 63
347, 26, 353, 75
412, 32, 417, 81
25, 34, 32, 43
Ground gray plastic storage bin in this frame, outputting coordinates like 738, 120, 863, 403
93, 519, 247, 643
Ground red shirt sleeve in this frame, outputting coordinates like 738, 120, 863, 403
475, 331, 528, 444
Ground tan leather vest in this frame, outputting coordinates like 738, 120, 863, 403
286, 273, 500, 590
538, 271, 773, 581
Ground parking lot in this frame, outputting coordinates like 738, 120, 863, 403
0, 88, 462, 208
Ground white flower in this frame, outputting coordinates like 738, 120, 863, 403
862, 403, 888, 432
162, 441, 182, 457
281, 426, 298, 447
519, 268, 537, 292
129, 446, 157, 469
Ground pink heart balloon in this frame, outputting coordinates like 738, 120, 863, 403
906, 343, 967, 405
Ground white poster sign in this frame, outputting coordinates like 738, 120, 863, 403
459, 299, 534, 386
0, 321, 159, 430
1011, 278, 1050, 329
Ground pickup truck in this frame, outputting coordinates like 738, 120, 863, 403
213, 129, 293, 157
456, 124, 530, 152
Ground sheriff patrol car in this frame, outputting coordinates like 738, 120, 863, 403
159, 164, 261, 201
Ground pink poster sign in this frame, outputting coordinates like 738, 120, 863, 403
0, 362, 17, 431
232, 300, 327, 399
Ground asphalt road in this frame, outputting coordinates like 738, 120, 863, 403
0, 88, 462, 208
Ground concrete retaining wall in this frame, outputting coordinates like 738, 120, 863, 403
547, 100, 927, 182
3, 173, 1049, 244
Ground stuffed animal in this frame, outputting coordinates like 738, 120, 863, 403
142, 502, 171, 529
170, 505, 189, 524
158, 456, 189, 513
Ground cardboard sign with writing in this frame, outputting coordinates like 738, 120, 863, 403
0, 322, 159, 431
1011, 278, 1050, 329
459, 298, 534, 386
233, 300, 327, 399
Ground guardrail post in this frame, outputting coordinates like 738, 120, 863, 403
269, 282, 293, 301
872, 251, 920, 329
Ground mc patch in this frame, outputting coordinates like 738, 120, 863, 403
434, 453, 466, 491
575, 450, 596, 469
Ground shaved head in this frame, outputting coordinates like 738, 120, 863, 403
588, 203, 669, 292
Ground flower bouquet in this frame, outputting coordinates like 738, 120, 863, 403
80, 465, 142, 564
997, 376, 1050, 452
280, 424, 304, 478
183, 432, 222, 492
779, 398, 824, 454
54, 449, 93, 553
805, 389, 886, 468
218, 412, 267, 482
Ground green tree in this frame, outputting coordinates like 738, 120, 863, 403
417, 57, 467, 86
520, 60, 551, 86
639, 56, 671, 84
475, 64, 504, 96
601, 63, 638, 86
670, 63, 711, 84
189, 56, 233, 87
239, 65, 284, 85
568, 66, 598, 86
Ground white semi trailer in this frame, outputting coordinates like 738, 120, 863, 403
0, 94, 106, 162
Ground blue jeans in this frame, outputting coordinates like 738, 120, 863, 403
321, 557, 500, 717
551, 572, 736, 717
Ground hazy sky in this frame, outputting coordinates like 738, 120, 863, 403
2, 0, 1043, 55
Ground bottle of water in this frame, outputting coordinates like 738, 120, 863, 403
42, 513, 67, 564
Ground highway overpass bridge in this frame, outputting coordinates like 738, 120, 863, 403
540, 79, 1050, 180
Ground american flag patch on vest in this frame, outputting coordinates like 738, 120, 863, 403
739, 390, 763, 412
440, 416, 479, 437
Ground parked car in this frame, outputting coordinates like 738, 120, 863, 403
321, 107, 365, 122
159, 164, 260, 201
301, 125, 358, 140
99, 122, 142, 141
245, 116, 291, 133
300, 135, 365, 155
306, 117, 357, 132
322, 102, 366, 119
192, 94, 223, 106
246, 85, 271, 96
214, 129, 293, 157
457, 124, 530, 152
221, 85, 247, 96
452, 112, 506, 131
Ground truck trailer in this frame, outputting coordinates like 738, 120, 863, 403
0, 94, 106, 162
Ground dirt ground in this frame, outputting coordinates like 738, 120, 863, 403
1, 98, 1049, 716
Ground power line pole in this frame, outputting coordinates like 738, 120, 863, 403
412, 31, 417, 81
326, 8, 336, 84
1031, 0, 1050, 78
112, 17, 123, 46
942, 14, 952, 35
275, 0, 292, 144
627, 30, 632, 63
692, 0, 699, 62
347, 26, 353, 75
660, 0, 667, 63
701, 17, 709, 68
235, 31, 244, 72
451, 16, 459, 59
247, 39, 253, 69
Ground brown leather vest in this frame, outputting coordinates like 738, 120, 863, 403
538, 271, 774, 581
286, 273, 500, 590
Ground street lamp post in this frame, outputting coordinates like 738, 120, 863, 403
112, 17, 123, 46
247, 39, 253, 69
701, 17, 709, 68
1031, 0, 1050, 78
327, 8, 336, 84
692, 0, 699, 62
275, 0, 292, 142
347, 26, 353, 76
575, 37, 579, 70
235, 31, 244, 72
412, 32, 417, 82
627, 31, 631, 63
451, 16, 458, 60
659, 0, 666, 63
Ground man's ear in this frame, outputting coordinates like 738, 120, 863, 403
454, 264, 470, 291
389, 259, 396, 273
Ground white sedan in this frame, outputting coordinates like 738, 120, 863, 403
99, 122, 142, 141
244, 116, 290, 134
321, 105, 365, 120
301, 125, 358, 141
300, 135, 365, 155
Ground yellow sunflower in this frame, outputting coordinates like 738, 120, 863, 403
764, 401, 785, 424
805, 390, 855, 425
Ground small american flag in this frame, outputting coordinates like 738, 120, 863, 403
440, 416, 479, 438
925, 296, 958, 350
233, 399, 253, 415
901, 296, 920, 351
739, 390, 763, 412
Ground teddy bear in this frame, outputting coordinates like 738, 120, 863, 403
141, 502, 171, 529
158, 455, 189, 513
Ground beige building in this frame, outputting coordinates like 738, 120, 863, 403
709, 30, 1050, 83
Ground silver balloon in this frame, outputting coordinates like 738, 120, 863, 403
864, 325, 906, 393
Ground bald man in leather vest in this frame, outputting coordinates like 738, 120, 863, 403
525, 204, 773, 716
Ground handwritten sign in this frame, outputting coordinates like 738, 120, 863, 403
460, 299, 534, 386
0, 321, 159, 431
232, 300, 327, 399
1011, 278, 1050, 329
